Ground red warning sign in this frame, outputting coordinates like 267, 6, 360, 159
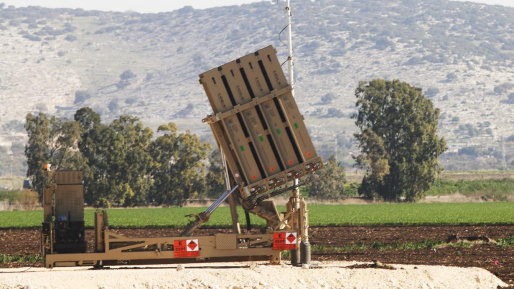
273, 232, 297, 250
174, 239, 200, 258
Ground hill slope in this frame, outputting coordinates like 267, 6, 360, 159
1, 0, 514, 173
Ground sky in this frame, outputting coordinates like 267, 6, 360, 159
2, 0, 514, 13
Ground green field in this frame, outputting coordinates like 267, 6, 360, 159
1, 202, 514, 229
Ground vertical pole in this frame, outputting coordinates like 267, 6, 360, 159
284, 0, 304, 266
286, 0, 294, 94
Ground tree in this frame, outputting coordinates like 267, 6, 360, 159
103, 115, 154, 206
205, 149, 226, 197
150, 123, 211, 206
307, 155, 346, 200
74, 109, 154, 206
74, 107, 107, 205
25, 113, 82, 198
353, 79, 446, 201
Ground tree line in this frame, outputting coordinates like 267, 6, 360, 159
25, 107, 217, 207
25, 107, 348, 206
25, 79, 446, 205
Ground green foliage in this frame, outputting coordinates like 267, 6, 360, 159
150, 123, 211, 206
23, 108, 212, 207
0, 254, 42, 264
205, 149, 226, 198
307, 155, 346, 200
497, 235, 514, 248
353, 79, 446, 201
24, 113, 82, 197
0, 190, 18, 203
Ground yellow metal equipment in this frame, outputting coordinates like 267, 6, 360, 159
41, 46, 321, 268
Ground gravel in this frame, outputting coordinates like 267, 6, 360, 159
0, 261, 506, 289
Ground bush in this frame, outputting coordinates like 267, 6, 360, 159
22, 34, 41, 41
404, 56, 422, 66
494, 83, 514, 95
458, 146, 479, 157
8, 19, 20, 27
64, 34, 77, 42
120, 70, 136, 80
321, 93, 336, 104
15, 190, 39, 210
108, 98, 119, 111
425, 87, 440, 97
507, 93, 514, 104
74, 90, 91, 104
446, 72, 458, 81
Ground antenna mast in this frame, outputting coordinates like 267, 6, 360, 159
285, 0, 298, 188
286, 0, 294, 95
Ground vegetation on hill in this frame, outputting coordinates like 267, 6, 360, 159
2, 0, 514, 175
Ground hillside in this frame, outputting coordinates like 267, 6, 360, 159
1, 0, 514, 174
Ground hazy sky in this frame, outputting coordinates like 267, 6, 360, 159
2, 0, 514, 13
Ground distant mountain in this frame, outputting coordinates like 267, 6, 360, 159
1, 0, 514, 171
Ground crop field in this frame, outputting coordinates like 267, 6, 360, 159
1, 202, 514, 228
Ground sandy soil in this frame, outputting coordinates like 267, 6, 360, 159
0, 261, 507, 289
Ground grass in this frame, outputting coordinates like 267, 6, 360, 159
2, 202, 514, 229
0, 254, 42, 264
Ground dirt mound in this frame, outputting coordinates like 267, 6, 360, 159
0, 262, 506, 289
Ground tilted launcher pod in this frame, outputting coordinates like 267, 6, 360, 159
201, 45, 323, 210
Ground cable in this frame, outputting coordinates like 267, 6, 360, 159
278, 24, 289, 48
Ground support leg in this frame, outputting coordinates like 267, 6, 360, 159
300, 198, 311, 265
289, 186, 301, 266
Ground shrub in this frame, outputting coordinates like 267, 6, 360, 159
120, 70, 136, 80
321, 93, 336, 104
507, 93, 514, 104
446, 72, 458, 81
15, 190, 39, 210
425, 87, 440, 97
22, 34, 41, 41
74, 90, 91, 104
494, 83, 514, 95
108, 98, 119, 111
64, 35, 77, 42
